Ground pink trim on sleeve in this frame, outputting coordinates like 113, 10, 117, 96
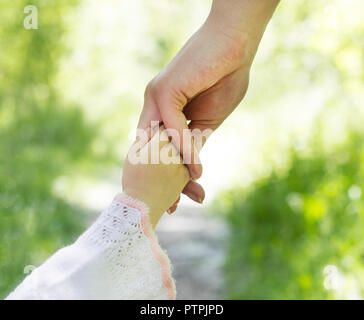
114, 193, 176, 300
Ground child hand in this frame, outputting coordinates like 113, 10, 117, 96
122, 126, 190, 228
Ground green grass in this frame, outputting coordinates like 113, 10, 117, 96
218, 131, 364, 299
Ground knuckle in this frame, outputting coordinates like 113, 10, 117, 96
144, 80, 154, 98
145, 78, 166, 102
150, 79, 164, 97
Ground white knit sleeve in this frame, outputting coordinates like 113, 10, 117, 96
6, 193, 176, 300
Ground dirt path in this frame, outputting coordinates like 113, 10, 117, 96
157, 205, 227, 300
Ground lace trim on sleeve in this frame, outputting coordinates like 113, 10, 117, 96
114, 193, 176, 300
6, 193, 176, 300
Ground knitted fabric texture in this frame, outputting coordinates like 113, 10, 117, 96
6, 193, 176, 300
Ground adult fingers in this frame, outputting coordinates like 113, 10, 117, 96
137, 81, 162, 130
182, 180, 205, 204
150, 83, 202, 181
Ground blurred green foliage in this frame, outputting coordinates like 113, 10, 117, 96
0, 0, 196, 299
0, 0, 363, 300
220, 130, 364, 299
0, 0, 102, 298
216, 0, 364, 300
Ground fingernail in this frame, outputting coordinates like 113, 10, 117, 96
186, 191, 202, 204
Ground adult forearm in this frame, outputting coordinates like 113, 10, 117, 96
207, 0, 280, 64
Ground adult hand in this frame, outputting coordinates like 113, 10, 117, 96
138, 0, 280, 204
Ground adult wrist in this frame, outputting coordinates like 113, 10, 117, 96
208, 0, 246, 32
209, 0, 279, 30
206, 0, 279, 69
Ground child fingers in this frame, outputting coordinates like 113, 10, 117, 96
134, 122, 161, 152
138, 125, 184, 164
167, 205, 177, 215
167, 196, 180, 215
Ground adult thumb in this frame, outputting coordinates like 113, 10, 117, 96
152, 82, 203, 180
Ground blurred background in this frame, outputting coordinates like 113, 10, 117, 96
0, 0, 363, 299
